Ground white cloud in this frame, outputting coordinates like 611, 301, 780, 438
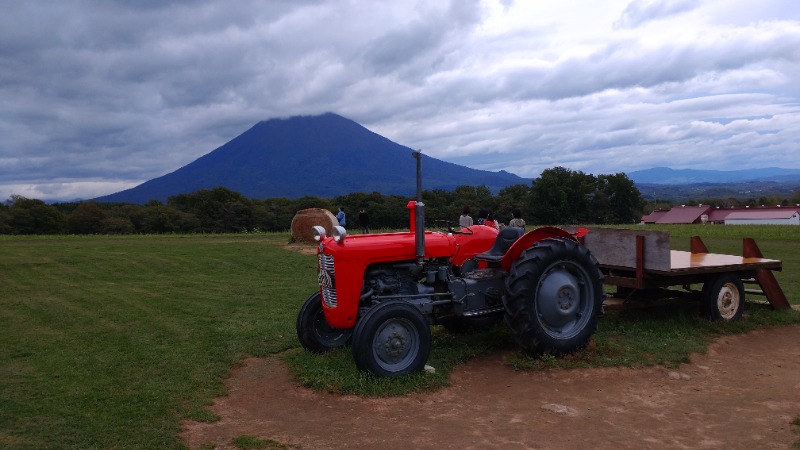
2, 180, 141, 202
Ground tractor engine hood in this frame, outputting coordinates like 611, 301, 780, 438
319, 231, 456, 263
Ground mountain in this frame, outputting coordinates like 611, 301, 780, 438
628, 167, 800, 185
95, 113, 528, 204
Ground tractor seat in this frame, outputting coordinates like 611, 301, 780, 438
475, 227, 524, 262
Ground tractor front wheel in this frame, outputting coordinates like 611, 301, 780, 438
352, 301, 432, 377
296, 292, 352, 353
503, 238, 605, 356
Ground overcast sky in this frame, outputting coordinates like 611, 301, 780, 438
2, 0, 799, 201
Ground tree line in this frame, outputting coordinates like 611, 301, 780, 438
4, 167, 795, 235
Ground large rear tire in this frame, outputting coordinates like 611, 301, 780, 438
503, 238, 605, 356
351, 301, 432, 377
702, 274, 745, 322
296, 292, 352, 353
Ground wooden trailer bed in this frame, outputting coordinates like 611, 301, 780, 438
565, 227, 789, 314
664, 250, 781, 275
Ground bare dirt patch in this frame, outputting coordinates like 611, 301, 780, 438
182, 324, 800, 450
282, 243, 318, 255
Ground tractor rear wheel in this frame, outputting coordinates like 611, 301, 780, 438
503, 238, 604, 356
351, 301, 431, 377
296, 292, 352, 353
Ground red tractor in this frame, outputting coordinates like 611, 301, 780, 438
296, 152, 605, 377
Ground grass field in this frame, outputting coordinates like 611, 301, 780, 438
1, 226, 799, 449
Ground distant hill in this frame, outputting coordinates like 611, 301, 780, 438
628, 167, 800, 185
629, 167, 800, 202
95, 113, 529, 204
635, 181, 800, 203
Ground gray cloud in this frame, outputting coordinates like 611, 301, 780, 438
1, 0, 799, 201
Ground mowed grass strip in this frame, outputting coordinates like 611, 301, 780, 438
0, 234, 317, 449
1, 226, 799, 449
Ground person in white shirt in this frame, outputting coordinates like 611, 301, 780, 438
458, 206, 473, 228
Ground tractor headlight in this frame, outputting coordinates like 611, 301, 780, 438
332, 225, 347, 243
312, 226, 327, 241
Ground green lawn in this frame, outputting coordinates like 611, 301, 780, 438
1, 234, 316, 449
1, 227, 798, 449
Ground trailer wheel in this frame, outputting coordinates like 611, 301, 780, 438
296, 292, 352, 353
352, 301, 431, 377
702, 274, 745, 322
503, 238, 605, 356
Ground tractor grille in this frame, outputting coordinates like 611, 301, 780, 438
318, 253, 337, 308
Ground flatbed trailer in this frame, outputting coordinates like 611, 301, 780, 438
567, 227, 790, 321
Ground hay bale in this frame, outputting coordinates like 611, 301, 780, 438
291, 208, 338, 243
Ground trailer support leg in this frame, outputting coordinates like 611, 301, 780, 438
690, 236, 709, 254
743, 238, 790, 310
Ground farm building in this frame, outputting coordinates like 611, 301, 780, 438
724, 209, 800, 225
641, 206, 800, 225
640, 205, 711, 224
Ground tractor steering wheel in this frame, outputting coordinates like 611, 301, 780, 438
433, 219, 470, 235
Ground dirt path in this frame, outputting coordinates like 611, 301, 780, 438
182, 324, 800, 450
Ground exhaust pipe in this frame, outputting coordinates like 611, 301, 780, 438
413, 150, 425, 264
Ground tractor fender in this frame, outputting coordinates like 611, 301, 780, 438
500, 226, 587, 272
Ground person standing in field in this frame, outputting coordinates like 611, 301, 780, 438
459, 206, 473, 228
358, 208, 370, 234
336, 207, 346, 227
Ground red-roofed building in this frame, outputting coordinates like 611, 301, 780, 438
653, 205, 712, 224
641, 206, 800, 225
725, 208, 800, 225
706, 208, 736, 224
640, 209, 669, 224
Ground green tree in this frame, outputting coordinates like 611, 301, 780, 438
452, 185, 494, 216
0, 203, 11, 234
67, 202, 106, 234
757, 196, 782, 207
530, 167, 580, 225
331, 192, 376, 229
495, 184, 530, 225
363, 194, 412, 230
530, 168, 642, 225
421, 189, 457, 226
168, 187, 254, 232
595, 173, 645, 224
106, 204, 146, 233
258, 197, 296, 231
791, 190, 800, 205
7, 195, 67, 234
140, 203, 197, 233
101, 216, 136, 234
